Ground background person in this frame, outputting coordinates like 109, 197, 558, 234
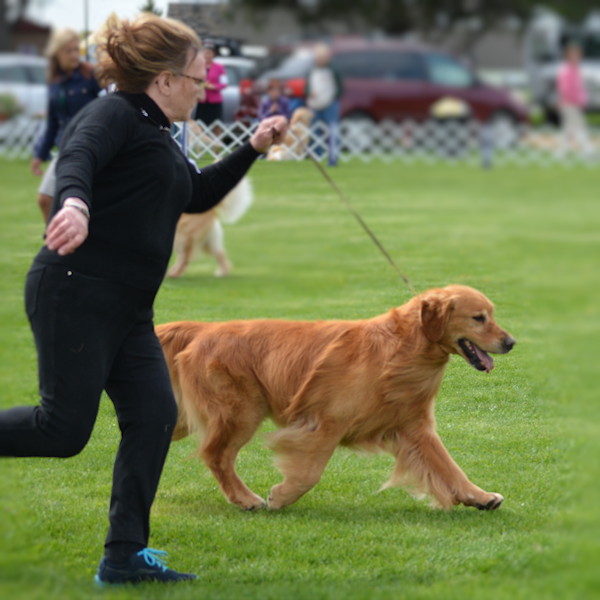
556, 42, 594, 157
258, 78, 291, 121
0, 13, 287, 587
31, 27, 102, 222
194, 44, 227, 125
305, 42, 344, 166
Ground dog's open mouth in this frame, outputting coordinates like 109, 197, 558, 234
458, 339, 494, 373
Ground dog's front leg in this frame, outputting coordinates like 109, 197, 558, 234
386, 429, 503, 510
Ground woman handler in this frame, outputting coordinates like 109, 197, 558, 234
0, 14, 286, 586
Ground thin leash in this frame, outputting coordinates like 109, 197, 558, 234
306, 151, 418, 296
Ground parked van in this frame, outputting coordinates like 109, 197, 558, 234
0, 53, 47, 118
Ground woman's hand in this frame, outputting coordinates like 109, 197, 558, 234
45, 198, 89, 256
31, 158, 44, 177
250, 116, 288, 153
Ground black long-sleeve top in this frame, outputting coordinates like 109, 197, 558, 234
35, 92, 260, 291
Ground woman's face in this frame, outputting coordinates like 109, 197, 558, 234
170, 51, 206, 121
57, 38, 81, 72
203, 48, 215, 65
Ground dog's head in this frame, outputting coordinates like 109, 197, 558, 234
418, 285, 516, 372
290, 107, 314, 127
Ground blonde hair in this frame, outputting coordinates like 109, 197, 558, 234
96, 13, 202, 93
45, 27, 80, 82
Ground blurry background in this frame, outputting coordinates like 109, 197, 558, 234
1, 1, 599, 128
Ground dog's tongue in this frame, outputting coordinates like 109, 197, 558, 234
474, 346, 494, 373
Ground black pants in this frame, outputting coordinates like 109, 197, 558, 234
194, 101, 223, 124
0, 262, 178, 552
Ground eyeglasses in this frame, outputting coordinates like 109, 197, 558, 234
176, 73, 205, 88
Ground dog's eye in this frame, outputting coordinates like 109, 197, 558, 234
473, 315, 486, 323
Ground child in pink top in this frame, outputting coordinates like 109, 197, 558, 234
194, 45, 228, 124
556, 43, 594, 157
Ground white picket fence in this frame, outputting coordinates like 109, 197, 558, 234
1, 115, 598, 168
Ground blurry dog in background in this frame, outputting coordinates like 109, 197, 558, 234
167, 176, 253, 278
267, 107, 313, 161
157, 285, 516, 511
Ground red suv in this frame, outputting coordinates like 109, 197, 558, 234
237, 38, 529, 129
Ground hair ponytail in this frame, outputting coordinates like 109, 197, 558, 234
96, 13, 201, 93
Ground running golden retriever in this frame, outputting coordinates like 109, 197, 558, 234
156, 285, 515, 511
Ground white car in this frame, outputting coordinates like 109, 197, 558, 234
214, 56, 256, 123
0, 53, 47, 117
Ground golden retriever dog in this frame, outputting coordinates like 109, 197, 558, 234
267, 107, 313, 161
156, 285, 516, 511
167, 176, 252, 278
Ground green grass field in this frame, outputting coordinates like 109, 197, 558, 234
0, 158, 598, 600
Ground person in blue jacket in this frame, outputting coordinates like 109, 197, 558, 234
31, 27, 102, 222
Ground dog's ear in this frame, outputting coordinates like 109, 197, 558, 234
420, 293, 454, 343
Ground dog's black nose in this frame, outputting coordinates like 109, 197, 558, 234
503, 336, 516, 352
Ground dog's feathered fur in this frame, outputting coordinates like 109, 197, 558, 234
156, 285, 515, 511
267, 107, 313, 161
167, 176, 253, 278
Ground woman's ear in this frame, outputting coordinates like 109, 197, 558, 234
420, 293, 454, 343
154, 71, 173, 96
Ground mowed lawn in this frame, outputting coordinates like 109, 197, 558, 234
0, 157, 598, 600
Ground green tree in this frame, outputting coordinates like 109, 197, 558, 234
229, 0, 592, 37
138, 0, 162, 16
1, 0, 30, 50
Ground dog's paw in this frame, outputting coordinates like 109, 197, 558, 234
474, 492, 504, 511
266, 496, 282, 510
266, 488, 286, 510
236, 494, 266, 511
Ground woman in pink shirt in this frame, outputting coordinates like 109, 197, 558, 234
194, 44, 227, 124
556, 43, 594, 157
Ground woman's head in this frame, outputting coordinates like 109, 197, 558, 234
267, 79, 283, 98
45, 28, 81, 81
96, 13, 202, 93
313, 43, 332, 67
565, 42, 582, 64
203, 45, 216, 65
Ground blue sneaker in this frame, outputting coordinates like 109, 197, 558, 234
94, 548, 197, 586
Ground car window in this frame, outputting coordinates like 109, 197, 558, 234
425, 54, 474, 87
223, 65, 239, 86
0, 65, 29, 83
257, 51, 314, 81
333, 50, 426, 81
27, 64, 47, 84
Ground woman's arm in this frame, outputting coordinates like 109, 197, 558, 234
33, 95, 60, 162
44, 97, 132, 255
186, 115, 287, 213
54, 98, 131, 209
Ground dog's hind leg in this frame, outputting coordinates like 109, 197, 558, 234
266, 423, 341, 510
204, 221, 232, 277
200, 417, 267, 510
200, 402, 266, 510
168, 236, 195, 278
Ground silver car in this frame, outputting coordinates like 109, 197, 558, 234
214, 56, 256, 123
0, 53, 47, 117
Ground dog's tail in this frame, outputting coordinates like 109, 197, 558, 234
155, 321, 207, 441
155, 321, 203, 361
216, 176, 253, 224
